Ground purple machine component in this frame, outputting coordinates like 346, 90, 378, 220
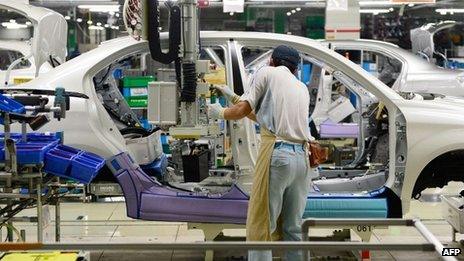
108, 153, 249, 224
319, 120, 359, 138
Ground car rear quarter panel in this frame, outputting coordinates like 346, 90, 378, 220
405, 71, 463, 97
399, 100, 464, 213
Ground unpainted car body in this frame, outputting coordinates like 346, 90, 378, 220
0, 0, 66, 86
6, 32, 464, 218
323, 39, 464, 97
0, 40, 52, 85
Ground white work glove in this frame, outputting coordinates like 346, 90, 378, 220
208, 103, 226, 119
213, 85, 241, 105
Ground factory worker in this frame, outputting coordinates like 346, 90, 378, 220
208, 45, 316, 261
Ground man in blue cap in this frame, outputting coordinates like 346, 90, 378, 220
209, 45, 314, 261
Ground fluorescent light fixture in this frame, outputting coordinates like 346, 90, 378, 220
64, 15, 71, 20
87, 20, 93, 25
296, 7, 301, 11
248, 0, 320, 1
229, 12, 234, 16
291, 9, 296, 13
286, 12, 291, 16
97, 22, 102, 26
1, 21, 28, 29
89, 25, 104, 31
436, 9, 464, 14
104, 24, 110, 28
359, 1, 401, 6
78, 5, 120, 13
408, 3, 415, 7
360, 9, 391, 14
76, 18, 83, 23
111, 26, 119, 30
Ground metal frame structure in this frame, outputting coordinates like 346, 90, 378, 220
0, 219, 455, 261
302, 218, 457, 261
0, 113, 62, 243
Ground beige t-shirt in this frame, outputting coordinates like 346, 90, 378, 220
240, 66, 312, 142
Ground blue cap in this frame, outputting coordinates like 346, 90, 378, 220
271, 45, 300, 66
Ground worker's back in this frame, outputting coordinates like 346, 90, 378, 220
242, 65, 311, 142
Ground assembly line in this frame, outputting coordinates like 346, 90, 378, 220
1, 0, 464, 261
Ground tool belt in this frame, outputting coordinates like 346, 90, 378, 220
308, 142, 329, 168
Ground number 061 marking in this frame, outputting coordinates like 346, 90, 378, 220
356, 225, 373, 232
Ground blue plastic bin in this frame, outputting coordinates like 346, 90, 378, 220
141, 153, 168, 178
0, 140, 58, 164
44, 147, 79, 177
27, 133, 61, 142
70, 153, 105, 183
0, 95, 25, 114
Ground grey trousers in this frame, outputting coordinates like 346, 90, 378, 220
248, 143, 313, 261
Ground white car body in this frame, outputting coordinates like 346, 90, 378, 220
0, 40, 53, 85
323, 39, 464, 97
5, 32, 464, 216
0, 0, 66, 86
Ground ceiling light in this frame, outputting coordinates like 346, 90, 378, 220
97, 22, 102, 26
360, 9, 391, 15
291, 9, 296, 13
87, 20, 93, 25
248, 0, 319, 1
296, 7, 301, 11
64, 15, 71, 20
89, 25, 104, 31
408, 3, 415, 7
286, 12, 291, 16
115, 13, 120, 17
76, 18, 83, 23
436, 9, 464, 14
78, 5, 120, 13
111, 26, 119, 30
1, 21, 28, 29
104, 24, 110, 28
360, 1, 393, 6
229, 12, 234, 16
389, 7, 394, 12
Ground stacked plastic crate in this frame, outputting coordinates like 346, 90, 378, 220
0, 133, 105, 184
122, 76, 156, 108
44, 144, 105, 184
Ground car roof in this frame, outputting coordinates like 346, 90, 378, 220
323, 39, 443, 71
10, 31, 402, 102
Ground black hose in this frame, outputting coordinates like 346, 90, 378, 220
146, 0, 181, 64
181, 62, 197, 102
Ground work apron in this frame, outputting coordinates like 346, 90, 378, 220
246, 127, 283, 241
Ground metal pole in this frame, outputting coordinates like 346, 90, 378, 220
21, 122, 27, 142
181, 0, 198, 63
0, 242, 436, 252
55, 187, 61, 242
36, 181, 43, 243
4, 113, 13, 242
413, 219, 457, 261
180, 0, 199, 127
